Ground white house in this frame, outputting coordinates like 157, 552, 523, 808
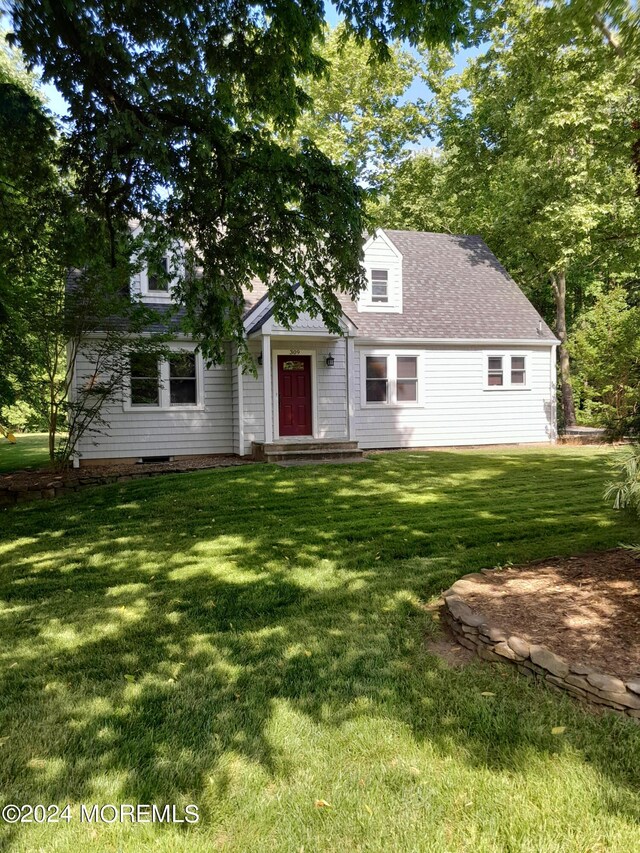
71, 229, 559, 465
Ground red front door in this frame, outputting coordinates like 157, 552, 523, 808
278, 355, 312, 436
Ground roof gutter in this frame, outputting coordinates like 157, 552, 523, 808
355, 337, 561, 346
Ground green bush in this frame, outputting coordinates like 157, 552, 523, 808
0, 400, 48, 432
605, 444, 640, 517
569, 287, 640, 436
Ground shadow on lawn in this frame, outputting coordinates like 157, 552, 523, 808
1, 449, 639, 842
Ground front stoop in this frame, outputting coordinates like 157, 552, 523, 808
252, 440, 364, 465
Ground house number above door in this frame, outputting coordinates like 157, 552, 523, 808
289, 348, 301, 355
282, 360, 305, 371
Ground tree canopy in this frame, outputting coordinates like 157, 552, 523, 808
379, 0, 640, 427
291, 25, 431, 195
5, 0, 478, 365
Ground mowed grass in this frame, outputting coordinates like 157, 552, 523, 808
1, 446, 639, 852
0, 433, 51, 473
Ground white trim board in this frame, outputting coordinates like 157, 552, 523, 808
355, 337, 560, 347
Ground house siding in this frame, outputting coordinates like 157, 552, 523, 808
241, 339, 266, 452
240, 336, 349, 451
354, 344, 555, 448
359, 233, 402, 313
74, 343, 235, 461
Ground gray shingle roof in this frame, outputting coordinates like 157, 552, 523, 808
335, 231, 556, 341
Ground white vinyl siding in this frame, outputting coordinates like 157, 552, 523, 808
359, 232, 402, 314
240, 337, 349, 452
241, 339, 266, 450
354, 345, 555, 448
74, 341, 234, 460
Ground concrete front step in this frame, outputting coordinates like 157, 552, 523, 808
252, 440, 363, 464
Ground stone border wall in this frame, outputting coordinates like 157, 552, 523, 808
442, 574, 640, 721
0, 456, 251, 507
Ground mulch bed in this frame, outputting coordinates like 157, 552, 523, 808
462, 549, 640, 681
0, 454, 253, 495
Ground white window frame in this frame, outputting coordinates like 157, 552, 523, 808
124, 347, 205, 411
360, 350, 422, 408
370, 269, 389, 304
358, 230, 403, 314
138, 251, 184, 302
483, 351, 531, 391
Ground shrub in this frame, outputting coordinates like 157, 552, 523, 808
605, 445, 640, 516
0, 400, 48, 432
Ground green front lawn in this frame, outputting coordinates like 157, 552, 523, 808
1, 447, 639, 851
0, 432, 51, 473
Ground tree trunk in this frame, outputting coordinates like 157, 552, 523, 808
551, 270, 577, 428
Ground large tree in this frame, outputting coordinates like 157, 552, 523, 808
0, 34, 170, 460
5, 0, 477, 367
382, 0, 640, 427
291, 24, 431, 196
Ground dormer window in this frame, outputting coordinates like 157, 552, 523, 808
359, 230, 403, 314
148, 257, 169, 292
371, 269, 389, 303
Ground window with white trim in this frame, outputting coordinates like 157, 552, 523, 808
487, 356, 504, 386
510, 356, 526, 385
128, 351, 203, 409
366, 356, 388, 402
364, 354, 420, 406
130, 354, 160, 406
148, 256, 169, 292
168, 353, 197, 405
370, 269, 389, 303
485, 353, 529, 389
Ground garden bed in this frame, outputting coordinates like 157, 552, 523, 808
0, 454, 253, 505
442, 549, 640, 719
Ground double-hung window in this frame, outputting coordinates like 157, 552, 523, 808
365, 356, 389, 402
370, 269, 389, 303
128, 351, 202, 409
168, 353, 197, 405
130, 354, 160, 406
485, 353, 529, 390
148, 256, 169, 292
364, 354, 420, 406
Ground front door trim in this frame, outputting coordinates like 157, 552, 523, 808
272, 348, 318, 440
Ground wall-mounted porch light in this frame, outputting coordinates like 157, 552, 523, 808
257, 352, 263, 366
325, 353, 335, 367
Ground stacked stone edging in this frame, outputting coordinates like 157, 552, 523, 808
0, 457, 250, 507
442, 574, 640, 720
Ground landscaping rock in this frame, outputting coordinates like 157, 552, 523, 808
569, 662, 593, 676
547, 675, 587, 697
566, 673, 591, 692
494, 641, 522, 661
507, 635, 530, 658
479, 624, 508, 642
476, 645, 501, 663
446, 598, 485, 628
595, 690, 640, 710
625, 679, 640, 696
586, 672, 626, 694
455, 636, 478, 652
530, 645, 569, 678
588, 694, 626, 711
